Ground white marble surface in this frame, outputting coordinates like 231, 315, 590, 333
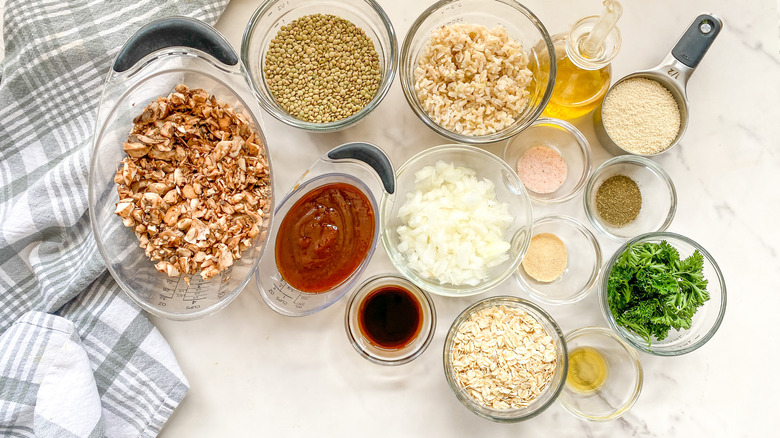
153, 0, 780, 436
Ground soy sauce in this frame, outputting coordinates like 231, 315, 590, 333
358, 285, 422, 349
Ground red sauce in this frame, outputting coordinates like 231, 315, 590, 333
275, 182, 375, 293
358, 285, 423, 349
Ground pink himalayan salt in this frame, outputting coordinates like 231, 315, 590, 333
516, 145, 568, 194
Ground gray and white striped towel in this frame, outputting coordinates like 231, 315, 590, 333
0, 0, 230, 436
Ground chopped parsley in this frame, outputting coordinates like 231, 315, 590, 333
607, 240, 710, 345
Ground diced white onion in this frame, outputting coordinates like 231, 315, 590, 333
396, 161, 513, 286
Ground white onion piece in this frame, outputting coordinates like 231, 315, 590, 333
396, 161, 513, 286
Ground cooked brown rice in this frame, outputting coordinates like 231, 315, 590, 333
414, 23, 533, 136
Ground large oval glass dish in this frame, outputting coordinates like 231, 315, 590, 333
89, 18, 274, 320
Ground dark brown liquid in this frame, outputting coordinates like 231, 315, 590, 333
358, 285, 423, 349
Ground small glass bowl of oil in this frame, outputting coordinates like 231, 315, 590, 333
559, 326, 643, 421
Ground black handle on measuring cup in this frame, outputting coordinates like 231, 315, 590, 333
328, 143, 396, 194
113, 17, 238, 72
671, 14, 723, 69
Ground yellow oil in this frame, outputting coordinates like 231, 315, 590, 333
567, 347, 608, 393
542, 39, 611, 120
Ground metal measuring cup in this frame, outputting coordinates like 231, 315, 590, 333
594, 13, 723, 156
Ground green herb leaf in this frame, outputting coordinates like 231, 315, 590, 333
607, 241, 710, 345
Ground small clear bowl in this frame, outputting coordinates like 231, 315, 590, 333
241, 0, 397, 132
503, 118, 591, 204
559, 327, 643, 421
381, 145, 534, 297
443, 296, 568, 422
584, 155, 676, 240
515, 216, 602, 305
345, 274, 436, 366
399, 0, 555, 144
600, 232, 727, 356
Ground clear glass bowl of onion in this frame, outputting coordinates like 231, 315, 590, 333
381, 145, 534, 297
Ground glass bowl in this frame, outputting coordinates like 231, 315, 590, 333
443, 296, 568, 422
515, 216, 602, 305
584, 155, 676, 240
599, 232, 727, 356
399, 0, 555, 144
254, 142, 394, 316
89, 18, 274, 320
503, 118, 591, 203
241, 0, 397, 132
559, 327, 643, 421
381, 145, 534, 297
345, 274, 436, 366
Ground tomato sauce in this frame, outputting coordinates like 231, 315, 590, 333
275, 182, 375, 293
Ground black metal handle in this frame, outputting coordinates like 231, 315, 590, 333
113, 17, 238, 73
327, 142, 395, 194
671, 13, 723, 69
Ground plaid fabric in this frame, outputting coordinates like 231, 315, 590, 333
0, 0, 230, 436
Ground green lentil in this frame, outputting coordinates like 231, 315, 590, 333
263, 14, 381, 123
595, 174, 642, 227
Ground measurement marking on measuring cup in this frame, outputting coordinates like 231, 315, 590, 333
293, 293, 308, 309
183, 286, 208, 303
211, 267, 233, 300
160, 277, 180, 299
271, 280, 295, 300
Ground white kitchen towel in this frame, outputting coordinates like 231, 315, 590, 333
2, 312, 105, 437
0, 0, 230, 436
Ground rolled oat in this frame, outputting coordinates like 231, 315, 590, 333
450, 304, 557, 409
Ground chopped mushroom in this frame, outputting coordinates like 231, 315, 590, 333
114, 84, 271, 282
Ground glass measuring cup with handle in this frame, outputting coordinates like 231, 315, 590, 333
89, 17, 275, 320
594, 13, 723, 156
255, 142, 395, 316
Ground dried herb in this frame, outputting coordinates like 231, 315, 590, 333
595, 174, 641, 226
